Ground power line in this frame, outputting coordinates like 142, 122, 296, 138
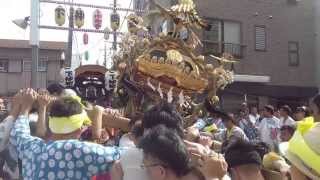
119, 0, 133, 31
40, 0, 146, 13
39, 25, 125, 34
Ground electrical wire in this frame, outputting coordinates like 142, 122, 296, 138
119, 0, 133, 31
63, 0, 81, 64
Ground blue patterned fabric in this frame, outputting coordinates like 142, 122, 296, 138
239, 120, 258, 141
10, 115, 120, 180
193, 117, 225, 131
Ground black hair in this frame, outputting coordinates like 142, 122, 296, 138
142, 102, 184, 138
296, 106, 310, 117
220, 112, 236, 124
280, 105, 292, 115
139, 125, 191, 177
264, 105, 274, 115
131, 120, 144, 138
280, 125, 296, 136
204, 98, 223, 115
128, 112, 144, 129
47, 83, 64, 96
224, 139, 270, 168
49, 97, 82, 117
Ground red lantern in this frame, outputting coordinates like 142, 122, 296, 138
93, 9, 102, 30
83, 33, 88, 45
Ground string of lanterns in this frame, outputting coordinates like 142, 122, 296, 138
54, 6, 120, 31
55, 5, 120, 63
42, 0, 146, 13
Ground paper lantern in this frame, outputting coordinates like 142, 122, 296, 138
55, 6, 65, 26
104, 27, 110, 40
85, 51, 89, 61
110, 12, 120, 31
83, 33, 89, 45
75, 8, 85, 28
93, 9, 102, 30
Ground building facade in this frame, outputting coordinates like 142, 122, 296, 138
143, 0, 318, 111
0, 39, 66, 96
196, 0, 317, 110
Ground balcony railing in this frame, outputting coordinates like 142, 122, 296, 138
202, 40, 246, 59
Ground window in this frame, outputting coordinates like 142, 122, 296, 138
8, 60, 22, 72
203, 20, 243, 58
288, 41, 299, 66
0, 59, 8, 72
203, 20, 222, 42
38, 58, 48, 72
224, 21, 241, 56
255, 26, 266, 51
134, 0, 147, 16
23, 60, 32, 72
23, 58, 48, 72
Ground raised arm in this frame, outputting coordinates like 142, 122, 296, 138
10, 89, 43, 157
103, 108, 130, 132
36, 92, 54, 138
91, 105, 104, 140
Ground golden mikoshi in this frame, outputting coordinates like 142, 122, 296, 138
113, 0, 236, 115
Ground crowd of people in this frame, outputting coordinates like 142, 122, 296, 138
0, 83, 319, 180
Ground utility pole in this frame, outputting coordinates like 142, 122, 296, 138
66, 3, 74, 68
112, 0, 117, 51
30, 0, 40, 89
104, 41, 107, 68
315, 0, 320, 92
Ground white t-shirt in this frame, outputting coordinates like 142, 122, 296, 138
119, 134, 136, 148
258, 116, 280, 151
120, 147, 148, 180
249, 114, 260, 125
279, 116, 296, 127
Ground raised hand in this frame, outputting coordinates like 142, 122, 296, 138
37, 92, 53, 108
20, 88, 37, 115
198, 153, 228, 179
185, 126, 200, 142
184, 140, 227, 179
184, 140, 210, 158
198, 135, 214, 148
9, 90, 23, 117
